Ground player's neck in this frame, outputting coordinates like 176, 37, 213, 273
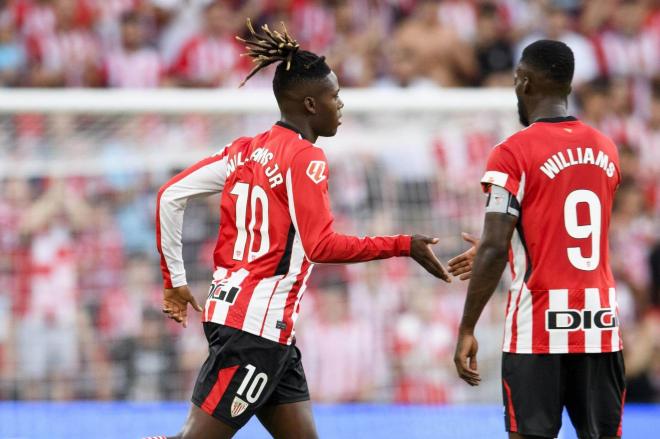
529, 99, 568, 124
278, 116, 318, 143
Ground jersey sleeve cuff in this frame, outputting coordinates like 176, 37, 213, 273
165, 273, 187, 289
400, 235, 412, 257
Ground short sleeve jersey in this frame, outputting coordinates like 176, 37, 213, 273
481, 116, 622, 354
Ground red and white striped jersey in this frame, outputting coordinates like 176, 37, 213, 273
481, 117, 623, 354
157, 122, 411, 344
29, 30, 99, 86
168, 34, 243, 86
103, 48, 162, 88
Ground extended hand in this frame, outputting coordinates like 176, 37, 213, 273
410, 235, 451, 282
448, 233, 479, 280
162, 285, 204, 328
454, 330, 481, 386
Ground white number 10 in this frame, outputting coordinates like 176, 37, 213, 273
230, 182, 270, 262
563, 189, 601, 271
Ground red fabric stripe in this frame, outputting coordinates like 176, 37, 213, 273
200, 365, 239, 416
155, 192, 172, 288
224, 277, 259, 328
156, 150, 228, 288
205, 300, 217, 322
600, 288, 612, 352
568, 290, 585, 353
617, 388, 626, 436
279, 262, 311, 344
509, 289, 523, 352
502, 291, 513, 350
531, 290, 549, 354
503, 379, 518, 432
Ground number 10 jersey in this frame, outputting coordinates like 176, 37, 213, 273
157, 122, 411, 345
481, 116, 622, 354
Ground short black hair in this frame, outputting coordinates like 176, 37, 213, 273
237, 19, 330, 98
521, 39, 574, 88
272, 50, 331, 99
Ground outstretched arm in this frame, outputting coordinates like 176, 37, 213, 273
454, 210, 517, 385
288, 147, 450, 280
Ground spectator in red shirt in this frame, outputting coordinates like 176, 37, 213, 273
26, 0, 99, 86
95, 11, 162, 88
166, 1, 243, 88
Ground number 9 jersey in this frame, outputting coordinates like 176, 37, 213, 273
157, 122, 410, 345
481, 116, 622, 354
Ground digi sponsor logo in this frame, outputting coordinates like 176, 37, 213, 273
208, 279, 241, 305
546, 308, 617, 331
306, 160, 326, 184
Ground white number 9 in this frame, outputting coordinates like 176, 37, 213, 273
563, 189, 601, 271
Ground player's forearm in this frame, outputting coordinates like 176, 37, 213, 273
458, 241, 509, 333
306, 232, 411, 263
156, 187, 188, 288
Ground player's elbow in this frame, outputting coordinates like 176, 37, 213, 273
305, 237, 335, 264
478, 240, 509, 261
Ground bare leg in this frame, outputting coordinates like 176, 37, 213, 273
168, 404, 237, 439
257, 400, 318, 439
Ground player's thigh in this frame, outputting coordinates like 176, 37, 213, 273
564, 352, 625, 439
173, 404, 236, 439
257, 400, 318, 439
502, 353, 563, 438
257, 345, 316, 439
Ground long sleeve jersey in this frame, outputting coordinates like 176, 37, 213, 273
156, 122, 411, 344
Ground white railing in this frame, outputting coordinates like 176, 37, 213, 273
0, 88, 515, 113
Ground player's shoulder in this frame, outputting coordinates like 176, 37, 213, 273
502, 123, 548, 147
217, 136, 253, 157
579, 121, 618, 153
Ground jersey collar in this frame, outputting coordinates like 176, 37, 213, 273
275, 120, 305, 137
534, 116, 578, 123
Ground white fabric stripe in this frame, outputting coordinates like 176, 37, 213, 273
609, 287, 621, 351
158, 156, 227, 287
285, 266, 314, 344
548, 289, 569, 353
516, 285, 533, 352
516, 172, 526, 203
261, 235, 306, 341
241, 275, 283, 332
208, 268, 250, 325
480, 170, 509, 188
584, 288, 602, 353
503, 229, 526, 351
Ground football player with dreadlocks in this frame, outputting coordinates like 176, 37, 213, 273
152, 20, 477, 439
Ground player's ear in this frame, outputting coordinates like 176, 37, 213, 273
521, 75, 531, 95
303, 96, 317, 115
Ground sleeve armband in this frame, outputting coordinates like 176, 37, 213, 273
485, 184, 520, 217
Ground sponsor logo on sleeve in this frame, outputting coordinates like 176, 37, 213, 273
306, 161, 326, 184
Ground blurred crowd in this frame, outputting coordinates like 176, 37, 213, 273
0, 0, 658, 405
0, 0, 656, 89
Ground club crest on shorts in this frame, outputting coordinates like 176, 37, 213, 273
306, 160, 326, 184
230, 396, 249, 417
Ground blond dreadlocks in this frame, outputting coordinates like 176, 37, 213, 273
236, 18, 330, 91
